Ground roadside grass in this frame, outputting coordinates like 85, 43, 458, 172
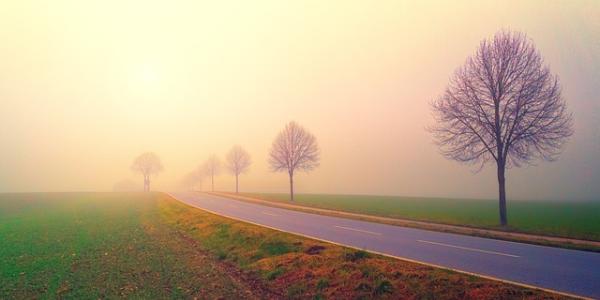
1, 192, 569, 299
159, 194, 566, 299
240, 193, 600, 241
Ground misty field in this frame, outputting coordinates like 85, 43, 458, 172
241, 193, 600, 241
0, 193, 248, 298
0, 193, 560, 299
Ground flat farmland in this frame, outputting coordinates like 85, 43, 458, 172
241, 193, 600, 241
0, 192, 566, 299
0, 192, 249, 298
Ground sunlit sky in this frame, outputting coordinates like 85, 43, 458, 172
1, 0, 599, 200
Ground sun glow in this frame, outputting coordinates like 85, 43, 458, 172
0, 0, 598, 200
139, 66, 160, 85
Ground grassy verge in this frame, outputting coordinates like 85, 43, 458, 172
1, 192, 570, 299
159, 194, 568, 299
231, 192, 600, 241
210, 192, 600, 252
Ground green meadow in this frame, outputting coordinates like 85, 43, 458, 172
0, 192, 559, 299
0, 192, 246, 299
242, 193, 600, 241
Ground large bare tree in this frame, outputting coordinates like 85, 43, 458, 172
226, 145, 252, 193
131, 152, 164, 192
203, 155, 221, 192
269, 121, 320, 201
430, 31, 573, 226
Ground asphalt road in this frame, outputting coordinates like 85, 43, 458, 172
170, 192, 600, 299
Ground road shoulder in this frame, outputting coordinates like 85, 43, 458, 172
165, 192, 574, 299
209, 192, 600, 252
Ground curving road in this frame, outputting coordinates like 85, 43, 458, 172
169, 192, 600, 299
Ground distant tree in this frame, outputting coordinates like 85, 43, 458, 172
181, 170, 203, 191
226, 145, 252, 193
131, 152, 164, 192
430, 31, 573, 226
204, 155, 221, 192
269, 121, 320, 201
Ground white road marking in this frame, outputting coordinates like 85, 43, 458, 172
167, 193, 584, 299
262, 211, 279, 217
228, 204, 239, 208
417, 240, 520, 258
334, 225, 382, 236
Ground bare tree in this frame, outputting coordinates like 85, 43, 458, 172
181, 170, 203, 191
131, 152, 164, 192
226, 145, 252, 193
269, 121, 320, 201
203, 155, 221, 192
430, 31, 573, 226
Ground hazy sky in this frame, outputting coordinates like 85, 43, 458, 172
1, 0, 599, 200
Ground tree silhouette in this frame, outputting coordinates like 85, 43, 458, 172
131, 152, 163, 192
269, 121, 320, 201
430, 31, 573, 226
226, 145, 252, 193
181, 169, 203, 191
204, 155, 221, 192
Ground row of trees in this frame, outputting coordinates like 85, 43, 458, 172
130, 30, 573, 226
131, 121, 321, 200
181, 146, 252, 194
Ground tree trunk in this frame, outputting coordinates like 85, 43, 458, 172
211, 174, 214, 192
497, 160, 508, 226
145, 175, 149, 192
289, 172, 294, 201
235, 174, 239, 194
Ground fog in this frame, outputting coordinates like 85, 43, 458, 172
1, 1, 599, 200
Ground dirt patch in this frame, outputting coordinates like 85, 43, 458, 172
305, 245, 326, 255
171, 230, 284, 299
160, 194, 572, 299
139, 213, 266, 299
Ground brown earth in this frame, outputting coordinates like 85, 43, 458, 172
159, 193, 574, 299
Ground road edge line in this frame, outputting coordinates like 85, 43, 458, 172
166, 192, 591, 300
208, 191, 600, 252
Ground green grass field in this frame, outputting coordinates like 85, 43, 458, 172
0, 192, 247, 298
241, 193, 600, 241
1, 192, 560, 299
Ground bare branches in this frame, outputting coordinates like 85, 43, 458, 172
131, 152, 163, 175
226, 145, 252, 176
226, 145, 251, 193
203, 155, 221, 177
269, 121, 320, 200
430, 30, 573, 226
269, 121, 320, 175
131, 152, 163, 191
203, 154, 221, 192
430, 30, 573, 169
181, 169, 203, 191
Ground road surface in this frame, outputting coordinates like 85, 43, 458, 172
170, 192, 600, 299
